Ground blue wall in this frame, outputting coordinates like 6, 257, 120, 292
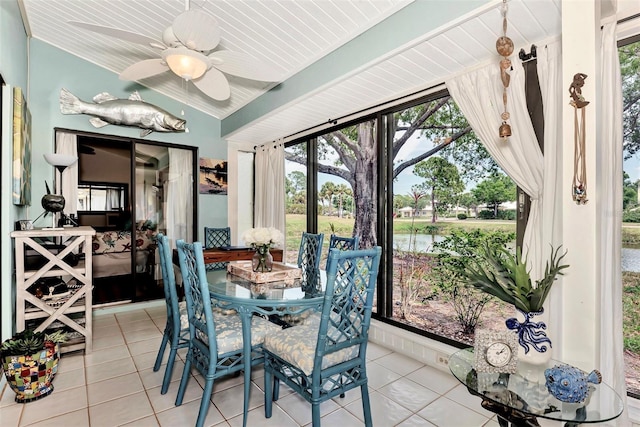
1, 0, 29, 341
28, 39, 227, 240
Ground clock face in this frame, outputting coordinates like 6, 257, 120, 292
485, 342, 512, 368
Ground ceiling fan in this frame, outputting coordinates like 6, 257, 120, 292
69, 6, 281, 101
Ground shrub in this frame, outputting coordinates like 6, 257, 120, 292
457, 213, 467, 220
497, 210, 516, 220
623, 209, 640, 223
478, 210, 494, 219
428, 228, 516, 334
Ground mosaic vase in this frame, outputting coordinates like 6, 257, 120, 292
1, 342, 60, 403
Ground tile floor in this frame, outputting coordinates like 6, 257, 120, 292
0, 305, 506, 427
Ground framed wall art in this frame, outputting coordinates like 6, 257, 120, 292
13, 87, 32, 206
199, 157, 228, 195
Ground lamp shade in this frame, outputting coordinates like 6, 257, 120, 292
163, 47, 208, 80
44, 153, 77, 172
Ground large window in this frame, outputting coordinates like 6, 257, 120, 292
620, 37, 640, 398
284, 91, 517, 347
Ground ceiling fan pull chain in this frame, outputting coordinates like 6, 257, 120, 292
183, 80, 190, 133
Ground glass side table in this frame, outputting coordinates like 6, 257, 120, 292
448, 348, 624, 427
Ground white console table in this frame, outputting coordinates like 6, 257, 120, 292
11, 226, 95, 353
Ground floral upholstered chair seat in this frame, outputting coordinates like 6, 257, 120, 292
263, 323, 358, 376
193, 313, 279, 354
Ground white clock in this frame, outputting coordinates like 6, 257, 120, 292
485, 341, 512, 367
474, 330, 518, 374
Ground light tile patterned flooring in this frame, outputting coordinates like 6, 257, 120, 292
0, 305, 504, 427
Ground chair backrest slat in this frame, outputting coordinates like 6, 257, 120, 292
315, 247, 381, 366
204, 227, 231, 271
297, 232, 324, 294
156, 233, 182, 333
176, 239, 218, 357
325, 234, 359, 270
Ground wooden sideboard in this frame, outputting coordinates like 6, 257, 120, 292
173, 247, 283, 265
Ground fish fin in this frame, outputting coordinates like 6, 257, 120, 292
93, 92, 118, 103
140, 129, 153, 137
59, 88, 82, 114
129, 91, 143, 101
89, 117, 110, 128
587, 370, 602, 384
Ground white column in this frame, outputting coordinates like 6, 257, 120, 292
560, 0, 601, 369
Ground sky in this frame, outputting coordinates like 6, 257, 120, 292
286, 135, 640, 199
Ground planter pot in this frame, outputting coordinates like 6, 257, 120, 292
506, 309, 552, 381
1, 342, 60, 403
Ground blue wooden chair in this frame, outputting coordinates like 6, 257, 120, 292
297, 232, 324, 295
153, 233, 190, 395
325, 234, 359, 270
174, 239, 279, 427
263, 246, 382, 427
204, 226, 231, 271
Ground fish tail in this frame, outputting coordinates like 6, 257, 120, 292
588, 370, 602, 384
59, 88, 83, 114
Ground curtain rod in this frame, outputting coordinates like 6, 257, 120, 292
256, 81, 446, 149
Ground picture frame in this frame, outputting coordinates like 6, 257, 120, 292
13, 87, 32, 206
199, 157, 228, 195
474, 329, 519, 374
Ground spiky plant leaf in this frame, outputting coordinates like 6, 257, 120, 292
452, 242, 569, 312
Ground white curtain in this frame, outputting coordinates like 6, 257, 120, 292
446, 60, 545, 279
166, 148, 193, 247
55, 131, 78, 216
536, 40, 565, 356
598, 21, 628, 423
254, 140, 285, 234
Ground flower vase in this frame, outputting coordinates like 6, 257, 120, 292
252, 245, 273, 272
506, 308, 552, 381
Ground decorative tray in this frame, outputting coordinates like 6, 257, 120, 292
227, 261, 301, 284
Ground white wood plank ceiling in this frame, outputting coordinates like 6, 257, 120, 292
19, 0, 562, 146
19, 0, 412, 120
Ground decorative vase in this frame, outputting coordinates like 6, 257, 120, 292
252, 245, 273, 272
506, 308, 552, 376
1, 342, 60, 403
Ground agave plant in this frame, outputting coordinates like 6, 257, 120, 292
455, 242, 569, 313
1, 330, 67, 357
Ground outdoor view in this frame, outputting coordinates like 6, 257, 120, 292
283, 40, 639, 397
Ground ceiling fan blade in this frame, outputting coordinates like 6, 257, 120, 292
193, 68, 231, 101
209, 50, 281, 82
68, 21, 162, 47
120, 59, 169, 81
172, 10, 221, 51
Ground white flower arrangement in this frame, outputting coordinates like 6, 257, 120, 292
241, 227, 284, 248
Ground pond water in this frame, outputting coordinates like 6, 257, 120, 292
393, 234, 640, 273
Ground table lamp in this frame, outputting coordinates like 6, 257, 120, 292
42, 153, 78, 227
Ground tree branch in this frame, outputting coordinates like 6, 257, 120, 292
393, 125, 472, 179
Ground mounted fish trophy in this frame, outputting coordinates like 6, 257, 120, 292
59, 88, 185, 138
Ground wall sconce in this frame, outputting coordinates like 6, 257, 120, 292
162, 47, 209, 81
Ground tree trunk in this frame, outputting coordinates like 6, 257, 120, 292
352, 122, 377, 248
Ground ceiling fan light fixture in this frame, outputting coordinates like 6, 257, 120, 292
163, 47, 208, 81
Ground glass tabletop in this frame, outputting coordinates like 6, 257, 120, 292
448, 348, 624, 425
206, 269, 322, 305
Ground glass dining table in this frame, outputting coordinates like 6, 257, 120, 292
205, 268, 325, 427
448, 348, 624, 427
